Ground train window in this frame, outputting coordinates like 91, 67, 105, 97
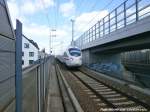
64, 52, 68, 57
70, 52, 81, 57
69, 48, 81, 52
69, 48, 81, 57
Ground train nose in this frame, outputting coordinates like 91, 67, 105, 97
73, 58, 82, 64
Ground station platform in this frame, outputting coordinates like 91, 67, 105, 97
46, 65, 64, 112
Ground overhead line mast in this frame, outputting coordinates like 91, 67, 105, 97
71, 19, 75, 46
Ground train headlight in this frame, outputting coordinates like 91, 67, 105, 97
70, 57, 73, 60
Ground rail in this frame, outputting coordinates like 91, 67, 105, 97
75, 0, 150, 48
71, 70, 150, 111
56, 64, 84, 112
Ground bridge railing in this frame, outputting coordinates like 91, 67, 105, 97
75, 0, 150, 48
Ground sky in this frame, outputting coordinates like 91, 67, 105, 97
6, 0, 147, 55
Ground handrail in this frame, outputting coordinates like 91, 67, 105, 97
23, 64, 40, 75
75, 0, 150, 48
22, 56, 51, 75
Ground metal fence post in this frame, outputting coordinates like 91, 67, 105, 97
124, 1, 127, 27
98, 21, 100, 38
37, 66, 41, 112
82, 34, 84, 45
115, 9, 118, 30
135, 0, 139, 21
88, 29, 91, 42
103, 18, 105, 35
15, 20, 22, 112
43, 59, 45, 101
41, 58, 44, 104
108, 14, 110, 33
94, 24, 96, 40
80, 37, 81, 47
83, 34, 85, 44
92, 27, 94, 41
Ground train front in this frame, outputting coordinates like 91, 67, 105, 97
65, 47, 82, 67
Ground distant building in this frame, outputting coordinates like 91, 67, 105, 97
22, 35, 39, 68
38, 48, 49, 59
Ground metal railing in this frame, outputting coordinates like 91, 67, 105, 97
75, 0, 150, 48
22, 57, 51, 112
2, 57, 51, 112
0, 2, 51, 112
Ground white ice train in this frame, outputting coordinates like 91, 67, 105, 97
61, 46, 82, 67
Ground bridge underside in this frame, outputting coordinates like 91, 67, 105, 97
81, 30, 150, 82
90, 31, 150, 53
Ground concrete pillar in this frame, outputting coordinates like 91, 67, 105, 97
82, 49, 125, 78
82, 49, 90, 66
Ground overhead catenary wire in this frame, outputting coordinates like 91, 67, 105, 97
85, 0, 114, 27
75, 0, 99, 21
50, 0, 57, 52
86, 0, 99, 13
79, 0, 87, 11
41, 0, 63, 54
40, 0, 54, 54
75, 0, 89, 16
40, 0, 51, 28
55, 0, 60, 29
74, 0, 115, 38
51, 0, 60, 55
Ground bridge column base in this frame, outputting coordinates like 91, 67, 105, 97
82, 49, 125, 79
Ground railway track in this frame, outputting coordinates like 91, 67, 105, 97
71, 70, 150, 111
55, 64, 84, 112
57, 62, 150, 112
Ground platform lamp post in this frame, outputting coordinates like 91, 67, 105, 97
71, 19, 75, 46
49, 29, 56, 55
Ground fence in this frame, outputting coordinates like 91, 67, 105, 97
22, 57, 51, 112
0, 1, 51, 111
0, 0, 16, 112
1, 57, 51, 112
75, 0, 150, 48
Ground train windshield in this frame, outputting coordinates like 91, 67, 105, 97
69, 48, 81, 57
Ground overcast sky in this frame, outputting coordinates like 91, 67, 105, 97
6, 0, 149, 55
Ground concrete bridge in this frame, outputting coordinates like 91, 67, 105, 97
75, 0, 150, 79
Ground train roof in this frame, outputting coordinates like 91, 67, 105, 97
67, 45, 80, 50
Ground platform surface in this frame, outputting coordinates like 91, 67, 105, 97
46, 66, 64, 112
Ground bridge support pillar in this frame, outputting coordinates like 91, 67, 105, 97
82, 49, 125, 79
82, 49, 98, 65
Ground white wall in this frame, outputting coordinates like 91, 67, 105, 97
22, 36, 39, 68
